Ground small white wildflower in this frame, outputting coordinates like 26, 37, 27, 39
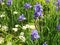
19, 36, 26, 42
1, 2, 5, 5
1, 25, 8, 31
15, 24, 19, 27
22, 26, 27, 30
12, 28, 18, 32
0, 37, 4, 44
13, 11, 18, 14
22, 24, 33, 30
20, 32, 24, 36
25, 24, 30, 28
7, 42, 12, 45
0, 14, 5, 18
29, 25, 35, 29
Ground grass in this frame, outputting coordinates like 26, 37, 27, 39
0, 0, 60, 45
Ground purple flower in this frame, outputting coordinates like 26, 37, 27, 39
34, 11, 43, 17
31, 30, 40, 40
56, 0, 60, 6
56, 24, 60, 30
34, 3, 43, 12
58, 0, 60, 6
18, 14, 26, 21
6, 0, 12, 6
34, 12, 38, 17
24, 3, 32, 9
43, 44, 47, 45
0, 0, 3, 3
34, 3, 43, 18
55, 0, 60, 11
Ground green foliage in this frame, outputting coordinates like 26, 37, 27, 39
0, 0, 60, 45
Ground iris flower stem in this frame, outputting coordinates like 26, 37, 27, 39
34, 19, 38, 29
21, 21, 23, 27
26, 9, 29, 23
39, 17, 43, 32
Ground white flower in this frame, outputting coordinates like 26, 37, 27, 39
20, 32, 24, 36
15, 24, 19, 27
13, 11, 18, 14
7, 42, 12, 45
12, 28, 18, 32
0, 37, 4, 44
0, 14, 5, 18
22, 24, 30, 30
25, 24, 30, 28
22, 24, 35, 30
19, 36, 26, 42
1, 2, 5, 5
1, 25, 8, 31
22, 26, 27, 30
29, 25, 35, 29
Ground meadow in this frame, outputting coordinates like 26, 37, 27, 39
0, 0, 60, 45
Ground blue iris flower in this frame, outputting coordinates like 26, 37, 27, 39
18, 14, 26, 21
31, 30, 40, 40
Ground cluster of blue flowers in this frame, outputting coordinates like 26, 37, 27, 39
18, 2, 43, 21
0, 0, 60, 45
0, 0, 41, 41
56, 0, 60, 10
17, 3, 42, 40
18, 3, 32, 21
34, 3, 43, 19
